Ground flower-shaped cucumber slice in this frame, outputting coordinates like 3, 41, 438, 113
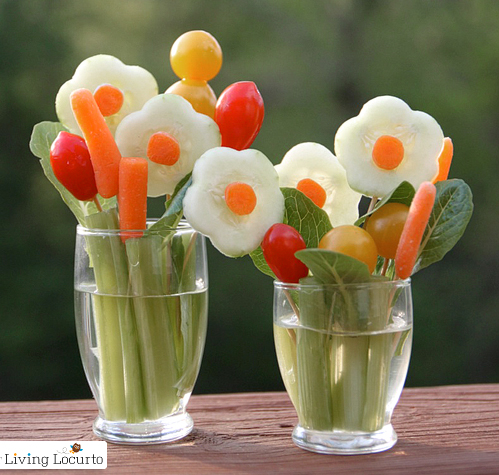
56, 54, 158, 136
334, 96, 444, 198
275, 142, 361, 227
114, 93, 221, 197
183, 147, 285, 257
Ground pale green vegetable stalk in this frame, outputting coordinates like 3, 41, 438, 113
125, 235, 180, 420
173, 232, 208, 396
85, 209, 145, 423
296, 283, 333, 431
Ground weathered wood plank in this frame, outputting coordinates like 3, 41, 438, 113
0, 385, 498, 474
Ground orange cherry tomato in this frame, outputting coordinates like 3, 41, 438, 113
170, 30, 222, 81
365, 203, 409, 259
166, 78, 217, 118
319, 225, 378, 273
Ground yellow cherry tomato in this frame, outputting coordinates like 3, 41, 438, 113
365, 202, 409, 260
319, 225, 378, 273
170, 30, 222, 81
166, 79, 217, 118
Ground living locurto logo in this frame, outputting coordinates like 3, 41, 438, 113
0, 441, 107, 469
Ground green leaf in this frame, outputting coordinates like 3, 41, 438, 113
149, 173, 192, 233
249, 187, 333, 279
413, 179, 473, 274
29, 121, 117, 226
282, 187, 332, 247
355, 181, 415, 226
249, 246, 276, 279
295, 248, 372, 285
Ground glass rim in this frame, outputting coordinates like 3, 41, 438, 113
274, 277, 411, 291
76, 218, 194, 235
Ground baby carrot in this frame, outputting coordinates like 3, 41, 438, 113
70, 88, 121, 198
118, 157, 148, 241
432, 137, 453, 184
395, 181, 437, 279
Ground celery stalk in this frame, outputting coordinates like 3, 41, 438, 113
296, 286, 333, 431
362, 333, 392, 432
273, 324, 299, 411
330, 334, 369, 431
85, 209, 146, 422
175, 291, 208, 397
125, 235, 180, 420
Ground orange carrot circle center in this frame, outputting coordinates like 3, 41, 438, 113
93, 84, 124, 117
296, 178, 327, 208
372, 135, 405, 170
224, 182, 257, 216
147, 131, 181, 166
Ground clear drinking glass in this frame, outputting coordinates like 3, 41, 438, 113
273, 279, 412, 455
74, 214, 208, 444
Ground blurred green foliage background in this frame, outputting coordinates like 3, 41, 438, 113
1, 0, 498, 402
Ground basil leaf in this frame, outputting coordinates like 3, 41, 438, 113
413, 179, 473, 274
295, 248, 371, 284
30, 121, 117, 226
249, 187, 333, 278
355, 181, 415, 226
149, 173, 192, 233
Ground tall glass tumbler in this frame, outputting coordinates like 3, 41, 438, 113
74, 214, 208, 444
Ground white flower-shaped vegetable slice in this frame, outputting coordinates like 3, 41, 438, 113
334, 96, 444, 197
275, 142, 361, 227
56, 54, 158, 136
183, 147, 285, 257
115, 93, 221, 197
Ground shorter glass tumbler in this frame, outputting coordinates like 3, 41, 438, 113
74, 217, 208, 444
274, 279, 412, 455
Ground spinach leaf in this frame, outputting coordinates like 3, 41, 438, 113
148, 173, 192, 233
355, 181, 415, 226
282, 187, 332, 247
295, 248, 371, 284
413, 179, 473, 274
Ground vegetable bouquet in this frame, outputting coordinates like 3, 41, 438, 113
31, 28, 473, 444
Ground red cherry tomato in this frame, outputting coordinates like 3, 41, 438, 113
214, 81, 264, 150
50, 131, 98, 201
261, 223, 309, 283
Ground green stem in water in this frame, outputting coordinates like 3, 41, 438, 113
296, 286, 333, 431
86, 209, 145, 423
125, 234, 180, 420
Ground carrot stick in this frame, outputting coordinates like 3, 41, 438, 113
70, 88, 121, 198
432, 137, 453, 184
395, 181, 436, 279
118, 157, 148, 241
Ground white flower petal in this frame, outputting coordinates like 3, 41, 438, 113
115, 93, 221, 197
275, 142, 361, 226
334, 96, 444, 197
56, 55, 158, 136
183, 147, 285, 257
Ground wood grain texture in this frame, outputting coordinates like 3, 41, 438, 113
0, 385, 498, 474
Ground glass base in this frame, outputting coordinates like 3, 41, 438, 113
93, 411, 194, 445
292, 423, 397, 455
